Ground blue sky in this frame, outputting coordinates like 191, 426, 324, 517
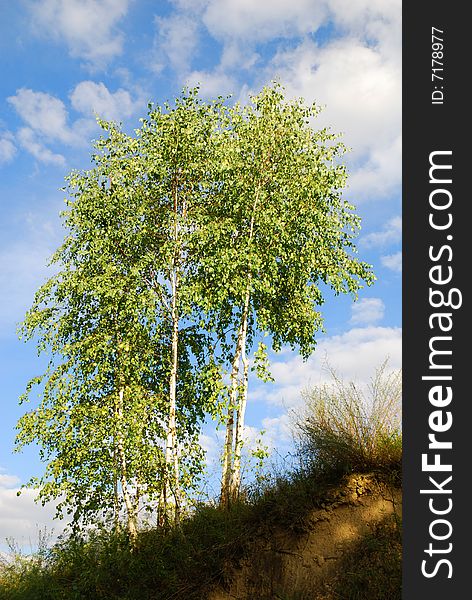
0, 0, 401, 547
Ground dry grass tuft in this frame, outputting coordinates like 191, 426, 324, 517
296, 360, 402, 476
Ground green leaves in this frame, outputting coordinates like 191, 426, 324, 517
252, 342, 274, 383
16, 83, 374, 527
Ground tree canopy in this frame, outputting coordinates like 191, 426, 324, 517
16, 83, 374, 535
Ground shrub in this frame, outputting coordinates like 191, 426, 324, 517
296, 361, 402, 475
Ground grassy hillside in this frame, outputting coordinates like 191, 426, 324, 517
1, 366, 401, 600
0, 468, 401, 600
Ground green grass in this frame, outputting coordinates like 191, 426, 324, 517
0, 506, 247, 600
0, 468, 401, 600
1, 364, 402, 600
0, 470, 347, 599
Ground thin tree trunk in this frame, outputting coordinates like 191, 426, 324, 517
221, 187, 260, 505
230, 289, 250, 500
220, 331, 243, 506
133, 483, 141, 518
166, 267, 180, 522
165, 171, 182, 523
113, 446, 120, 530
221, 285, 251, 505
227, 186, 259, 501
116, 387, 138, 543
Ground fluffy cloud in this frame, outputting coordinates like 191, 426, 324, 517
0, 470, 63, 552
244, 325, 401, 454
381, 251, 402, 273
326, 0, 401, 38
166, 0, 400, 201
261, 413, 293, 446
8, 89, 78, 145
0, 133, 16, 164
70, 81, 142, 121
29, 0, 129, 68
8, 82, 141, 163
186, 69, 237, 98
252, 326, 402, 410
350, 297, 385, 325
0, 209, 61, 336
0, 473, 21, 488
361, 216, 402, 248
199, 432, 220, 467
186, 40, 259, 96
153, 14, 200, 75
197, 326, 401, 464
199, 0, 401, 48
203, 0, 327, 42
16, 128, 65, 166
270, 32, 400, 200
346, 135, 402, 202
272, 38, 399, 151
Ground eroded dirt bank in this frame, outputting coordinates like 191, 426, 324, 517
209, 474, 402, 600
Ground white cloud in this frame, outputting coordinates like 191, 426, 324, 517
205, 328, 401, 463
153, 14, 200, 75
0, 209, 61, 336
268, 33, 400, 200
186, 69, 237, 97
8, 89, 78, 145
381, 251, 402, 273
170, 0, 209, 10
29, 0, 129, 68
199, 432, 220, 466
0, 470, 62, 552
203, 0, 327, 42
252, 326, 402, 409
260, 413, 294, 448
327, 0, 401, 34
8, 83, 140, 162
241, 424, 263, 449
361, 216, 402, 248
350, 297, 385, 325
0, 473, 21, 488
70, 81, 141, 122
0, 133, 16, 164
16, 128, 66, 166
185, 41, 259, 97
199, 0, 401, 49
166, 0, 400, 202
273, 38, 399, 152
346, 135, 402, 202
156, 0, 401, 203
245, 325, 402, 457
220, 41, 259, 71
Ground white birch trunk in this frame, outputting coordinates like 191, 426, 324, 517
231, 293, 250, 500
220, 334, 243, 505
113, 447, 120, 529
221, 188, 259, 505
166, 267, 181, 522
116, 387, 138, 543
165, 174, 182, 523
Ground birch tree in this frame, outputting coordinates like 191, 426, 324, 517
136, 90, 224, 521
194, 84, 375, 504
15, 90, 224, 534
16, 130, 167, 541
15, 84, 374, 526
